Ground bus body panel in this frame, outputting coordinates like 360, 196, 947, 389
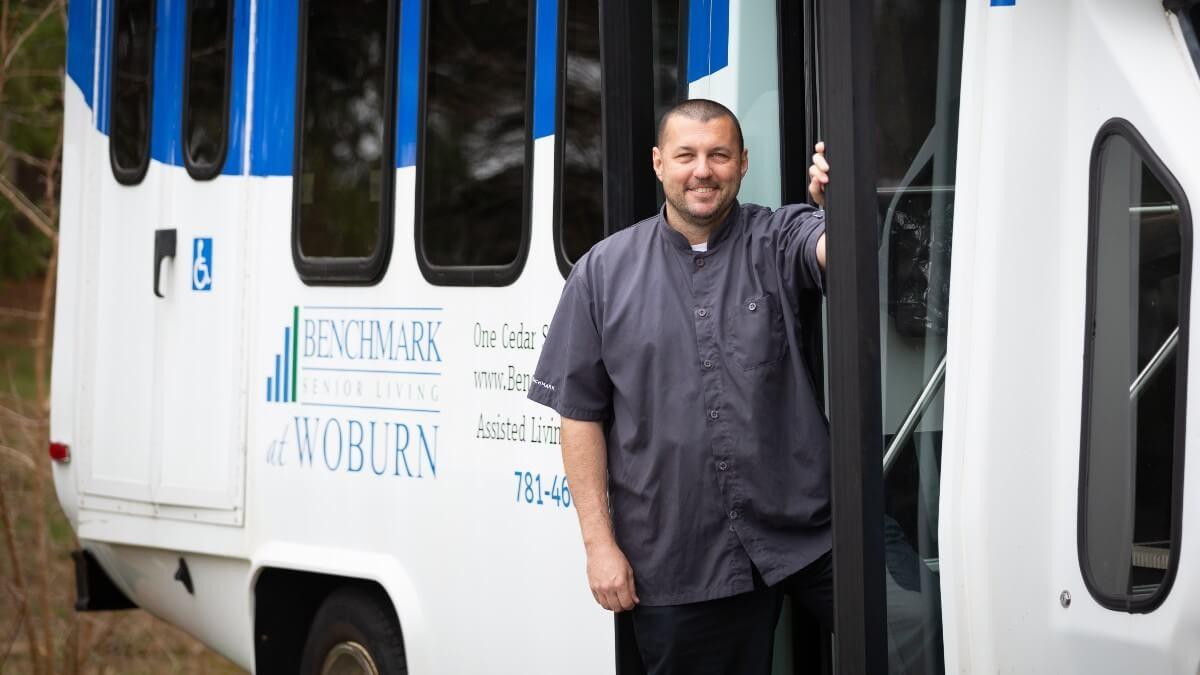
943, 0, 1200, 672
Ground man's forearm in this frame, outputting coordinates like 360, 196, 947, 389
560, 417, 615, 551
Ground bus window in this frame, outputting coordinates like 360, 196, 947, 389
555, 0, 603, 271
110, 0, 157, 185
554, 0, 682, 277
872, 0, 965, 671
183, 0, 233, 180
417, 0, 532, 286
1080, 120, 1192, 613
293, 0, 397, 284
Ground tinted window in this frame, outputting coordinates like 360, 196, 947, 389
110, 0, 156, 184
1081, 122, 1191, 611
419, 0, 531, 281
293, 0, 396, 282
554, 0, 681, 275
183, 0, 232, 179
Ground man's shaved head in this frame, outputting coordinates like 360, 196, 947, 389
656, 99, 744, 152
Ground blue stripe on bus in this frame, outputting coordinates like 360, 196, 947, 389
66, 0, 98, 108
687, 0, 729, 83
97, 0, 112, 134
72, 0, 554, 175
223, 0, 250, 174
151, 0, 185, 167
249, 0, 297, 176
532, 0, 558, 139
396, 0, 421, 168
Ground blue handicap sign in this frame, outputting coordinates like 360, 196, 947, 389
192, 238, 213, 291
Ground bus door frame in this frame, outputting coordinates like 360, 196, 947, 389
814, 0, 890, 671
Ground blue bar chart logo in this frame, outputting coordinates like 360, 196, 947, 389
192, 238, 213, 291
266, 306, 299, 403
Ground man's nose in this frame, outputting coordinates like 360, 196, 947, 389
693, 159, 713, 178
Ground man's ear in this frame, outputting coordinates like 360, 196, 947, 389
652, 146, 664, 181
740, 148, 749, 178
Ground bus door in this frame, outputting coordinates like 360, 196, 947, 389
786, 0, 966, 672
150, 0, 248, 517
79, 0, 247, 520
78, 0, 166, 507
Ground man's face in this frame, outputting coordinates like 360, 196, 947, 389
653, 114, 749, 230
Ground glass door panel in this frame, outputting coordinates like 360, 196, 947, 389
874, 0, 965, 672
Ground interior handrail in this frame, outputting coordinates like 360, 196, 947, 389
1130, 327, 1179, 401
882, 353, 947, 476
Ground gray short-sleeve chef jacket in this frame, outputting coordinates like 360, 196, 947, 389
528, 201, 831, 606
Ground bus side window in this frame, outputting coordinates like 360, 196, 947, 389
1079, 120, 1192, 613
416, 0, 533, 286
554, 0, 683, 278
110, 0, 157, 185
182, 0, 233, 180
293, 0, 398, 284
554, 0, 603, 273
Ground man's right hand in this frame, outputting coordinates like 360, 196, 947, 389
586, 541, 640, 612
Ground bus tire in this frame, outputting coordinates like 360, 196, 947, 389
299, 585, 407, 675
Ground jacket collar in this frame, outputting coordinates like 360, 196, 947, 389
656, 201, 742, 253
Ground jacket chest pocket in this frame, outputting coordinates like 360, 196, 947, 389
727, 294, 786, 370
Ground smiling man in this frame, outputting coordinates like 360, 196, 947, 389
528, 99, 832, 674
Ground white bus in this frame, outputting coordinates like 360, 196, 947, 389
50, 0, 1200, 672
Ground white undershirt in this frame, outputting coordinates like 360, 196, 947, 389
691, 243, 708, 253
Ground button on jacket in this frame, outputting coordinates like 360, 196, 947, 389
528, 202, 830, 606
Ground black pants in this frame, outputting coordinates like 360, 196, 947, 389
631, 552, 834, 675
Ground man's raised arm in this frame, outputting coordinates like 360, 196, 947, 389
560, 417, 639, 612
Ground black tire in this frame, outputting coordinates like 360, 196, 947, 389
299, 585, 408, 675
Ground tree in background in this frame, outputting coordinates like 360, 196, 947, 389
0, 0, 62, 289
0, 3, 240, 672
0, 3, 67, 674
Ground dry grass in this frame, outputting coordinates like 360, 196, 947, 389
0, 278, 244, 674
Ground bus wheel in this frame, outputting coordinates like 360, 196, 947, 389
299, 586, 407, 675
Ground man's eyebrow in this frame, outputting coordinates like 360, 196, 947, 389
671, 144, 734, 153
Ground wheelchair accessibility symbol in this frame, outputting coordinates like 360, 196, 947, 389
192, 238, 213, 291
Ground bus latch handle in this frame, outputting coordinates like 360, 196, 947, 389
153, 229, 177, 298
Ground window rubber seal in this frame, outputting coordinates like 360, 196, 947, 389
1077, 116, 1192, 614
289, 0, 399, 286
109, 0, 158, 187
413, 0, 534, 287
181, 0, 234, 181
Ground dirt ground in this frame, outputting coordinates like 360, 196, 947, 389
1, 278, 244, 674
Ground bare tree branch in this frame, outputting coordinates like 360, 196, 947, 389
0, 307, 43, 320
0, 171, 55, 241
0, 444, 36, 470
2, 0, 62, 71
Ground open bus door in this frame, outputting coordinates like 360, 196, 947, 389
778, 0, 967, 671
594, 0, 966, 671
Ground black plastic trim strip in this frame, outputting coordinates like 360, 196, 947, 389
1077, 117, 1192, 614
777, 0, 826, 410
290, 0, 399, 286
551, 0, 577, 279
817, 0, 888, 670
597, 0, 658, 241
109, 0, 158, 186
413, 0, 535, 287
181, 0, 234, 181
